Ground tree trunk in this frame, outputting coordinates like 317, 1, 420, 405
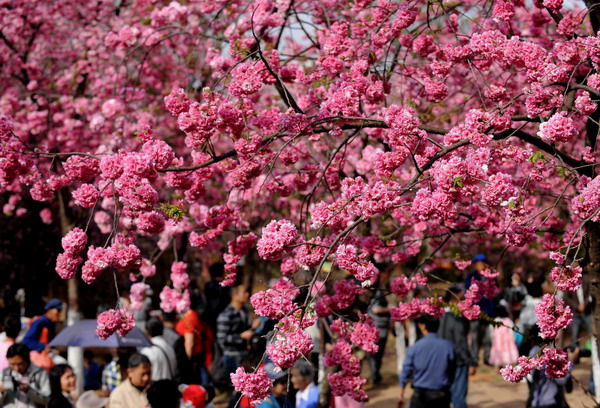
585, 221, 600, 403
58, 191, 84, 395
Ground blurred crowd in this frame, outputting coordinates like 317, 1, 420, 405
0, 255, 594, 408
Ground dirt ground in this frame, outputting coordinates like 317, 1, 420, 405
365, 338, 598, 408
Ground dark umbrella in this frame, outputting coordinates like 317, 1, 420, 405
48, 319, 152, 348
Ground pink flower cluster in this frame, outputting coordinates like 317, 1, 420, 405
571, 176, 600, 222
455, 260, 472, 270
55, 253, 83, 280
549, 265, 582, 291
381, 105, 425, 152
61, 228, 88, 254
251, 288, 297, 320
81, 234, 141, 284
390, 274, 427, 298
324, 338, 367, 402
56, 228, 88, 279
390, 297, 444, 321
534, 294, 573, 339
137, 211, 166, 235
492, 0, 515, 21
500, 356, 538, 382
256, 220, 299, 261
411, 188, 456, 221
500, 348, 571, 382
164, 88, 190, 116
423, 79, 448, 102
575, 92, 597, 115
457, 282, 482, 320
334, 245, 379, 286
159, 286, 191, 314
222, 233, 258, 286
266, 315, 314, 368
96, 309, 135, 340
72, 184, 99, 208
316, 280, 365, 317
228, 62, 264, 97
140, 258, 156, 278
82, 246, 112, 284
170, 261, 190, 290
348, 315, 380, 354
63, 156, 99, 181
481, 173, 518, 207
537, 112, 578, 143
230, 367, 271, 406
129, 282, 149, 311
542, 348, 571, 379
0, 113, 14, 142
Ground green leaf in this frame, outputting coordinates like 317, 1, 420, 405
160, 202, 188, 220
528, 151, 545, 164
452, 176, 464, 188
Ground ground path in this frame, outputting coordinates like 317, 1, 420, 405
366, 337, 596, 408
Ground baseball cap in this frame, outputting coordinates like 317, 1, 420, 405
44, 298, 63, 311
472, 254, 488, 263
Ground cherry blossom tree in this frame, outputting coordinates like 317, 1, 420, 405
3, 0, 600, 403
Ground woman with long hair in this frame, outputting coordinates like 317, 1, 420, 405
49, 364, 76, 408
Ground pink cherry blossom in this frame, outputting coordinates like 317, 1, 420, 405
257, 220, 299, 261
230, 367, 271, 406
61, 228, 88, 254
535, 294, 573, 339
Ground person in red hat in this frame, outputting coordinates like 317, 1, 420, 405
179, 384, 214, 408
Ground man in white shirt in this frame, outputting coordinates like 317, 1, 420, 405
141, 318, 177, 381
291, 360, 318, 408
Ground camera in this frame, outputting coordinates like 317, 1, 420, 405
564, 345, 592, 358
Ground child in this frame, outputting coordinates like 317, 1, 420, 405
489, 305, 519, 367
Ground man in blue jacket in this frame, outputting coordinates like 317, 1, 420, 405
399, 315, 456, 408
22, 299, 62, 353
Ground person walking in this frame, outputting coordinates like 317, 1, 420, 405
108, 353, 152, 408
438, 286, 477, 408
216, 284, 253, 379
398, 315, 456, 408
141, 318, 177, 381
464, 254, 495, 365
0, 343, 51, 408
22, 299, 63, 353
176, 307, 213, 386
48, 364, 76, 408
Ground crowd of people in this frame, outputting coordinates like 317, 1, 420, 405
392, 254, 591, 408
0, 263, 323, 408
0, 255, 594, 408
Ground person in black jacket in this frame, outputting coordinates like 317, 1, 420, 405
216, 284, 253, 378
49, 364, 76, 408
438, 286, 477, 408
